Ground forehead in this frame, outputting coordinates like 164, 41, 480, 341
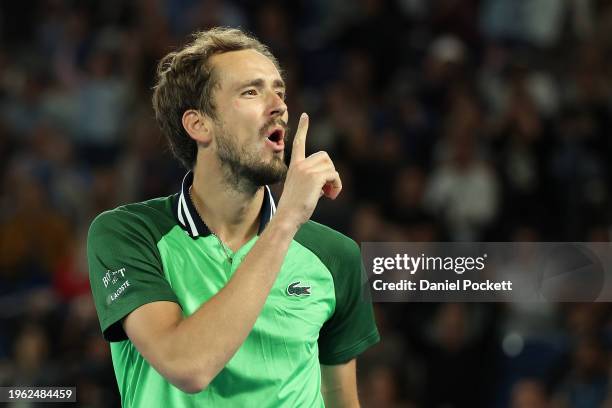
210, 49, 282, 88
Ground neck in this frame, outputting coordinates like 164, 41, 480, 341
190, 164, 264, 251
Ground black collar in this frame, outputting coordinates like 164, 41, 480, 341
173, 171, 276, 239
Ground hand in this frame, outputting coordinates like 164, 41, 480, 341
275, 113, 342, 229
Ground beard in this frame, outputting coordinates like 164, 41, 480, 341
215, 120, 288, 193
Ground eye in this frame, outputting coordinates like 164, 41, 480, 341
276, 91, 286, 100
242, 89, 258, 96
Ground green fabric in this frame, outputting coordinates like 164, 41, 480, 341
88, 195, 379, 408
87, 198, 179, 342
294, 221, 380, 365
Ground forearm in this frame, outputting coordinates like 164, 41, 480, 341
163, 216, 298, 389
322, 390, 360, 408
321, 361, 360, 408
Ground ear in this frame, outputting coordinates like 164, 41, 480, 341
182, 109, 212, 145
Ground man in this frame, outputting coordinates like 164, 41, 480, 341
88, 27, 379, 407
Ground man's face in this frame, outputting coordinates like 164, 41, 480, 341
208, 49, 289, 188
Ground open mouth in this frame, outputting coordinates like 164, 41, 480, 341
267, 129, 284, 143
265, 127, 285, 152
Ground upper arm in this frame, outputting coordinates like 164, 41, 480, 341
122, 301, 183, 361
88, 210, 206, 391
122, 301, 200, 390
321, 359, 359, 408
87, 209, 179, 341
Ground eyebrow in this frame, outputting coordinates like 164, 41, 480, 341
236, 78, 286, 90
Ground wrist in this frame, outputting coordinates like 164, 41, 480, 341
268, 210, 302, 236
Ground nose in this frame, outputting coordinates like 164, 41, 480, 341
268, 91, 287, 118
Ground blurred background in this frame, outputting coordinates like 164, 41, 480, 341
0, 0, 611, 406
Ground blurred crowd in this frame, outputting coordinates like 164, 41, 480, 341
0, 0, 611, 407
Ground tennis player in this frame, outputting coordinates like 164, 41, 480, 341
88, 27, 379, 407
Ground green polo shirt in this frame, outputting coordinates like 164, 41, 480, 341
87, 172, 379, 407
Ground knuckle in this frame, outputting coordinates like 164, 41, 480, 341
315, 151, 330, 162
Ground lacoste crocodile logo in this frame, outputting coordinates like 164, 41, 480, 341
286, 281, 311, 296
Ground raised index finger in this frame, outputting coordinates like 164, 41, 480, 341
291, 113, 309, 164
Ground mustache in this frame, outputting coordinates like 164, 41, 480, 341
260, 119, 290, 137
